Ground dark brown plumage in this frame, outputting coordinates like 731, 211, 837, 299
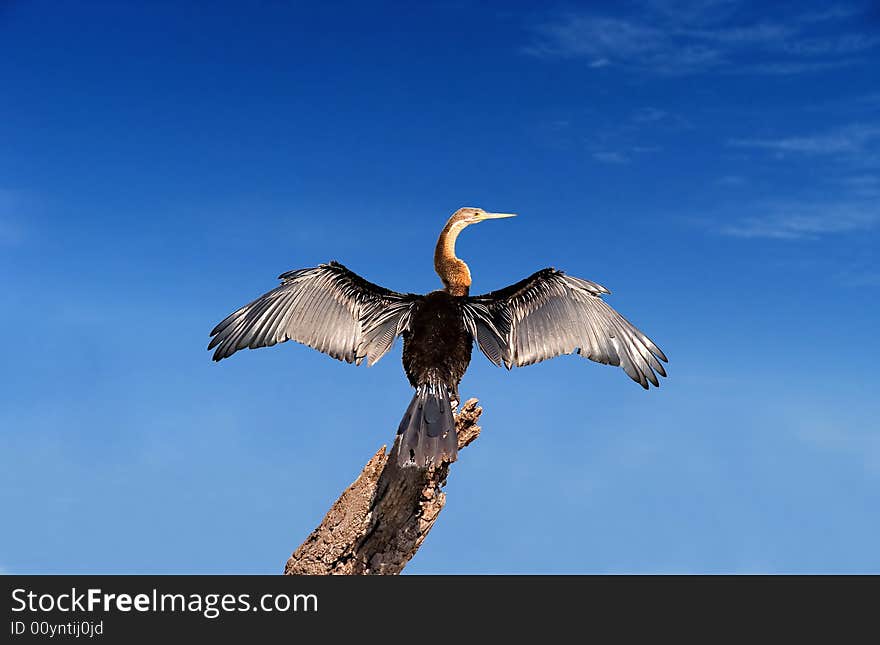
402, 291, 472, 398
209, 207, 667, 467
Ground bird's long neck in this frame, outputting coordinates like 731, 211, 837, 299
434, 220, 472, 297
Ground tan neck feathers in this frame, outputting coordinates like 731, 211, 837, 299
434, 220, 472, 296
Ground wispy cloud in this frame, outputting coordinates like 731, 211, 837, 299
839, 174, 880, 197
730, 124, 880, 156
525, 14, 721, 74
717, 120, 880, 240
592, 151, 629, 164
525, 1, 878, 75
631, 107, 669, 123
716, 175, 748, 186
739, 59, 859, 75
721, 200, 878, 239
578, 106, 683, 164
533, 105, 678, 163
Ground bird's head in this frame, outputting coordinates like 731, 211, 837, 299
446, 207, 517, 229
435, 207, 517, 296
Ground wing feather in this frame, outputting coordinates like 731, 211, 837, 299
470, 268, 667, 388
209, 261, 418, 365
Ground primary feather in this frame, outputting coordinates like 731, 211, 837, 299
208, 261, 417, 366
470, 268, 667, 389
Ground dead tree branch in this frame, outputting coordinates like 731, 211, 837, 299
283, 398, 483, 575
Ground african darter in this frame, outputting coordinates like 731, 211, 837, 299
209, 208, 667, 467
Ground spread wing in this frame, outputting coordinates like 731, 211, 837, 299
208, 261, 418, 365
469, 268, 667, 388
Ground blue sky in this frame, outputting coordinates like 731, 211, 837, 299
1, 0, 878, 573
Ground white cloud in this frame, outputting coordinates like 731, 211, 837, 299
719, 121, 880, 241
730, 124, 880, 156
632, 107, 668, 123
721, 201, 878, 239
735, 59, 858, 75
526, 15, 663, 60
781, 32, 880, 56
685, 22, 796, 44
797, 5, 864, 24
575, 106, 679, 163
840, 174, 880, 196
592, 151, 629, 164
525, 2, 878, 76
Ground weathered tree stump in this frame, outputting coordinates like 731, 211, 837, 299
284, 398, 483, 575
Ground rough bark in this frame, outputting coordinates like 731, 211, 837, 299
283, 398, 483, 575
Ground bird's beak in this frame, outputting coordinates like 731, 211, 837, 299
478, 212, 517, 220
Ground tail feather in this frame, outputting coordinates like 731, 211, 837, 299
397, 383, 457, 467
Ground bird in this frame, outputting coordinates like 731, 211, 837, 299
208, 207, 667, 467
